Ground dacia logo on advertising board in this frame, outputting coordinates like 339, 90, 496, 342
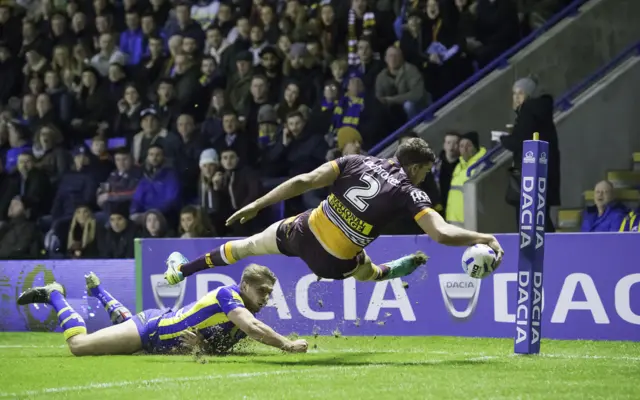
151, 274, 187, 310
523, 151, 536, 164
438, 273, 482, 320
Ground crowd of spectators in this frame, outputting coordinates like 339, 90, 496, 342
0, 0, 573, 260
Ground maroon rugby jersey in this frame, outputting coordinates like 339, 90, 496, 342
307, 154, 433, 259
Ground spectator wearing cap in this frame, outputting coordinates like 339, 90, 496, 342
257, 104, 278, 150
581, 181, 627, 233
284, 42, 322, 105
172, 53, 201, 112
0, 42, 22, 104
356, 39, 384, 89
256, 46, 283, 104
165, 2, 205, 50
376, 46, 430, 120
66, 204, 99, 259
326, 126, 366, 161
210, 108, 257, 165
130, 144, 181, 225
446, 131, 486, 225
242, 75, 273, 138
120, 10, 145, 66
132, 107, 180, 165
175, 113, 207, 201
0, 197, 42, 260
50, 145, 99, 222
70, 67, 111, 144
226, 50, 254, 113
196, 148, 223, 225
0, 151, 52, 224
263, 110, 327, 179
90, 33, 128, 77
98, 201, 139, 259
150, 79, 181, 131
97, 147, 142, 214
4, 121, 31, 172
32, 124, 70, 186
501, 77, 560, 232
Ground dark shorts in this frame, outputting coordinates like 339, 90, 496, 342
276, 210, 365, 280
132, 308, 167, 353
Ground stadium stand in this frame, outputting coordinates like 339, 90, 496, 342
0, 0, 598, 259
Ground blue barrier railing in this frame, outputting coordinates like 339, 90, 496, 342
369, 0, 587, 156
466, 39, 640, 177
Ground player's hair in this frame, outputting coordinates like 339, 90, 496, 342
395, 137, 436, 167
241, 264, 277, 287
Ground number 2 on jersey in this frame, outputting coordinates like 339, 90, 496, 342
344, 173, 381, 212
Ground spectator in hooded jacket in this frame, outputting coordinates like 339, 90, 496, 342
99, 202, 139, 259
0, 197, 42, 259
130, 144, 181, 224
581, 181, 628, 233
50, 145, 98, 221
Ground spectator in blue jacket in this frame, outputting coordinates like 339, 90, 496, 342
130, 144, 181, 225
581, 180, 628, 232
50, 146, 98, 221
120, 10, 145, 66
4, 121, 31, 172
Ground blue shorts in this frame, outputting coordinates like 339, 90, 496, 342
132, 308, 169, 353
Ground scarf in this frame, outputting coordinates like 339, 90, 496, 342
330, 95, 364, 134
67, 217, 96, 251
320, 98, 337, 112
347, 9, 376, 67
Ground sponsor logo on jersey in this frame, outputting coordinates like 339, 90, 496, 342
327, 194, 373, 236
362, 158, 401, 186
410, 190, 430, 204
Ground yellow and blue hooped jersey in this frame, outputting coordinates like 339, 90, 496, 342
140, 284, 247, 354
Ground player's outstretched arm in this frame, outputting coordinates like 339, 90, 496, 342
226, 162, 339, 225
416, 210, 504, 263
227, 307, 308, 353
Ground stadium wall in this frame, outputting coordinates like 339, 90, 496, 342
1, 234, 639, 341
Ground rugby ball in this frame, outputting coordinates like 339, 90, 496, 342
461, 244, 498, 279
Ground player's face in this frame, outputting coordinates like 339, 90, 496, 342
241, 281, 273, 313
408, 163, 432, 185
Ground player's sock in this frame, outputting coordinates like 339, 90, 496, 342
179, 242, 238, 277
85, 273, 131, 324
376, 251, 428, 281
50, 290, 87, 340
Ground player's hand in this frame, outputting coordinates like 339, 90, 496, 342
486, 236, 505, 269
225, 202, 260, 226
284, 339, 308, 353
180, 329, 205, 352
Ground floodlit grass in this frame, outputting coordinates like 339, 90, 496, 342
0, 333, 638, 399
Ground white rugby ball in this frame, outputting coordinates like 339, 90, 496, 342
461, 244, 498, 279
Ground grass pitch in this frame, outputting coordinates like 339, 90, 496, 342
0, 333, 638, 399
